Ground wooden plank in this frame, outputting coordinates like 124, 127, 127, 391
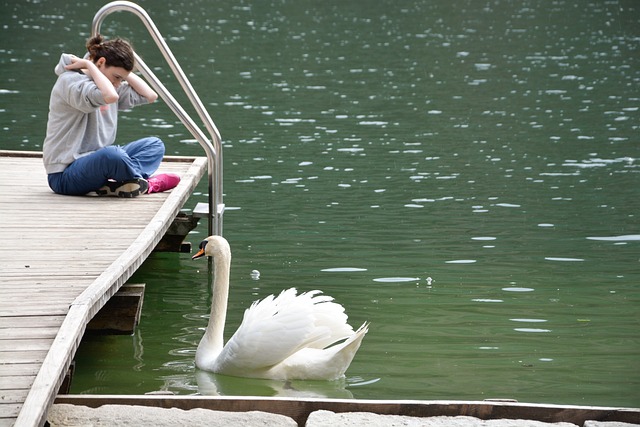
0, 405, 22, 421
0, 305, 70, 317
0, 364, 40, 377
0, 351, 47, 365
0, 316, 66, 328
0, 389, 29, 403
2, 339, 55, 352
0, 377, 33, 391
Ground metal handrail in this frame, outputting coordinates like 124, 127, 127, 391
92, 1, 223, 236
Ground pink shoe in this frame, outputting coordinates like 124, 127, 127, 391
147, 173, 180, 193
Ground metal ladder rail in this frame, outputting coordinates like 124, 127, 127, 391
92, 1, 223, 236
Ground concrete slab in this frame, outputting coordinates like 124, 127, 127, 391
305, 410, 581, 427
47, 403, 297, 427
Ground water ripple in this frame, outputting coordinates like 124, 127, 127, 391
502, 287, 534, 292
545, 257, 584, 262
587, 235, 640, 242
373, 277, 420, 283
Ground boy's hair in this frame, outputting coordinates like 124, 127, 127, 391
86, 34, 135, 71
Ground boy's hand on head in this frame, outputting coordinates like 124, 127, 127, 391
64, 55, 91, 71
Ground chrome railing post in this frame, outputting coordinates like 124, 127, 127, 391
92, 1, 223, 236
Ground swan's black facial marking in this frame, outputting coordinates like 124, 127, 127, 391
192, 239, 209, 260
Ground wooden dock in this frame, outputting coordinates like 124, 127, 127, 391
0, 150, 207, 427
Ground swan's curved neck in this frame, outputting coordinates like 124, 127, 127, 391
204, 251, 230, 354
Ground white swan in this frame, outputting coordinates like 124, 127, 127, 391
191, 235, 369, 380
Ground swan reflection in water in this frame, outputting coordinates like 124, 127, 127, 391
195, 370, 359, 399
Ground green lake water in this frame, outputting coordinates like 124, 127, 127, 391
1, 0, 639, 407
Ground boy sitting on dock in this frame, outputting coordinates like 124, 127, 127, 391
43, 34, 179, 198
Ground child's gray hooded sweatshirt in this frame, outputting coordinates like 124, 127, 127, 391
43, 53, 148, 174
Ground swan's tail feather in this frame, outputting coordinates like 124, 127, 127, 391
343, 322, 369, 350
324, 321, 369, 379
276, 320, 369, 380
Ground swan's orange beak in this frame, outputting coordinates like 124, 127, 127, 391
192, 248, 206, 260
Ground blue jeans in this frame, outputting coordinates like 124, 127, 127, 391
48, 137, 165, 196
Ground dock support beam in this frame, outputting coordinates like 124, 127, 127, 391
155, 213, 200, 253
86, 284, 145, 335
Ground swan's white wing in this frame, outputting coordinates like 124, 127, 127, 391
305, 292, 355, 348
214, 288, 353, 374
